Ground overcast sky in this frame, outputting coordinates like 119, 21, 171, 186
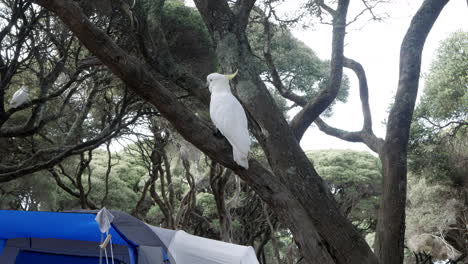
291, 0, 467, 153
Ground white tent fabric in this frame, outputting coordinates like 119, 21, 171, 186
168, 230, 258, 264
149, 225, 259, 264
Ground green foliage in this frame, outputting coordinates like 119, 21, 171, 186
419, 30, 467, 122
90, 150, 141, 211
409, 30, 468, 187
409, 125, 467, 186
306, 150, 381, 235
406, 32, 468, 261
49, 150, 144, 212
247, 23, 349, 117
160, 1, 217, 78
406, 176, 459, 238
0, 172, 56, 211
196, 192, 217, 217
405, 175, 463, 260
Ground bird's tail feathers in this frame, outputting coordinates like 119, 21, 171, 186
233, 147, 249, 169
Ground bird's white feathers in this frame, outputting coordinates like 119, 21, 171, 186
9, 86, 29, 109
207, 72, 250, 169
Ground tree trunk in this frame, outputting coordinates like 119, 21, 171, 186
210, 163, 233, 242
31, 0, 378, 263
192, 1, 378, 263
374, 1, 451, 263
263, 203, 282, 264
374, 147, 407, 264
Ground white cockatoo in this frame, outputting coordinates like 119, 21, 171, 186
9, 86, 29, 109
207, 70, 251, 169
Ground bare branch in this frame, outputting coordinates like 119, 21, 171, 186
343, 57, 373, 132
420, 117, 468, 131
30, 0, 268, 174
290, 0, 350, 140
263, 202, 282, 264
49, 168, 80, 197
315, 118, 362, 142
131, 174, 153, 218
31, 1, 380, 262
315, 118, 384, 153
360, 0, 383, 21
312, 56, 385, 153
100, 141, 113, 207
317, 0, 336, 17
262, 14, 308, 107
0, 100, 144, 182
49, 153, 99, 210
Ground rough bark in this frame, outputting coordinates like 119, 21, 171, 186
194, 0, 377, 263
309, 0, 450, 263
32, 0, 378, 263
289, 0, 348, 140
210, 163, 233, 242
374, 1, 450, 263
263, 203, 282, 264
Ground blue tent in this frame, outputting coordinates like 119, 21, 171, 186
0, 210, 259, 264
0, 210, 168, 264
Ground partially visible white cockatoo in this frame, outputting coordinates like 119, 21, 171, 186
9, 86, 29, 109
207, 70, 251, 169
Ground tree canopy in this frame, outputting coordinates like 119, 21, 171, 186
405, 30, 467, 263
0, 1, 460, 264
418, 30, 467, 123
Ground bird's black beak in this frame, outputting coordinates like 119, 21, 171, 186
205, 81, 209, 88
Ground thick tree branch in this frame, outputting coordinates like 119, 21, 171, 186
263, 202, 282, 264
193, 0, 235, 40
375, 1, 451, 263
174, 159, 198, 229
30, 0, 269, 176
315, 118, 384, 153
343, 57, 373, 132
75, 151, 92, 209
290, 0, 349, 141
313, 56, 384, 153
317, 0, 337, 17
131, 174, 153, 218
315, 118, 362, 142
49, 168, 80, 197
385, 0, 450, 147
234, 0, 257, 31
194, 0, 380, 263
23, 1, 283, 232
33, 1, 379, 263
49, 162, 99, 210
134, 0, 178, 77
64, 80, 99, 144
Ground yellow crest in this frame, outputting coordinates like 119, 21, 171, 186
223, 69, 238, 80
